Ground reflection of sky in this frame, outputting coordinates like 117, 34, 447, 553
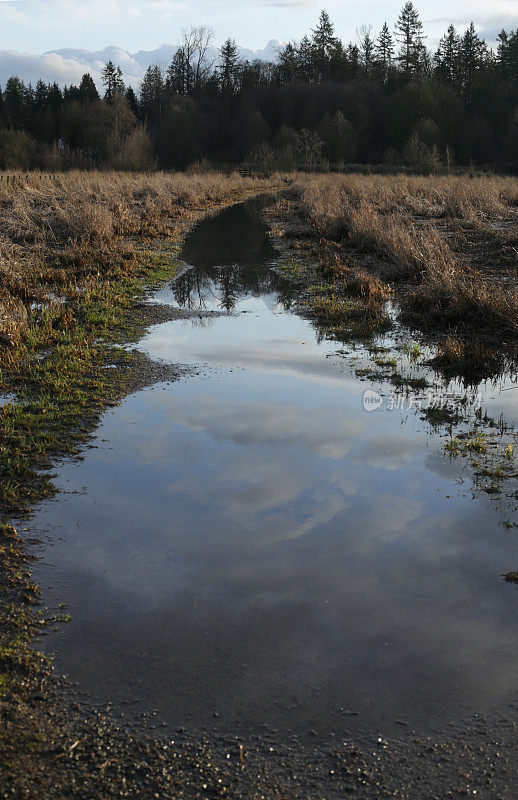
29, 199, 518, 738
142, 294, 361, 383
482, 381, 518, 426
32, 350, 518, 736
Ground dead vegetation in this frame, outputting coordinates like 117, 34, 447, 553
280, 173, 518, 337
0, 170, 277, 351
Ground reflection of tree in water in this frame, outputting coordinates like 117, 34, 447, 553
170, 262, 297, 312
219, 265, 239, 312
172, 195, 297, 312
181, 196, 275, 271
173, 268, 211, 310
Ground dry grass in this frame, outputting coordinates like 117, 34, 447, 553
0, 170, 278, 349
299, 173, 518, 225
285, 173, 518, 335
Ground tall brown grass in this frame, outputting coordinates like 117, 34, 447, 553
288, 173, 518, 335
0, 170, 278, 347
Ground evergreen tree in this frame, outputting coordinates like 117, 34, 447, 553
497, 29, 518, 86
345, 43, 361, 80
166, 48, 192, 96
3, 77, 28, 126
139, 65, 165, 124
78, 74, 99, 103
459, 22, 487, 89
297, 35, 315, 82
63, 84, 81, 103
0, 8, 515, 171
328, 39, 351, 81
218, 39, 240, 96
102, 61, 125, 102
277, 43, 298, 85
395, 2, 426, 76
33, 79, 48, 111
311, 10, 338, 81
375, 23, 395, 81
47, 83, 63, 112
358, 25, 376, 80
240, 59, 272, 91
434, 24, 461, 85
125, 86, 139, 117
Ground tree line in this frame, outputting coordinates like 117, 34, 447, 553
1, 3, 517, 172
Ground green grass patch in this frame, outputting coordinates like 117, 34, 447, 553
0, 248, 180, 517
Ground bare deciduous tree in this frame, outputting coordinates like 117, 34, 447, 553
180, 25, 216, 94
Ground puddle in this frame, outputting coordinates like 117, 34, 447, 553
30, 198, 518, 739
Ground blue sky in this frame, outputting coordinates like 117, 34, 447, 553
0, 0, 516, 88
0, 0, 516, 53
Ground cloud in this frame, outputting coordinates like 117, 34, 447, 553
425, 0, 518, 43
0, 0, 284, 86
0, 38, 281, 88
1, 0, 515, 88
149, 0, 187, 10
477, 15, 518, 41
0, 49, 100, 86
266, 0, 316, 7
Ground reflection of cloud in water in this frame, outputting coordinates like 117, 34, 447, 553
141, 297, 359, 388
157, 392, 366, 459
357, 493, 425, 540
424, 449, 466, 481
172, 452, 355, 541
33, 467, 517, 733
351, 433, 425, 470
483, 388, 518, 426
146, 336, 355, 386
28, 199, 518, 734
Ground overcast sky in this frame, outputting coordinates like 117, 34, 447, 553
0, 0, 517, 86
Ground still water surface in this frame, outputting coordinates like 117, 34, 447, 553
32, 198, 517, 737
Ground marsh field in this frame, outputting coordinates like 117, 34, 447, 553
0, 171, 517, 798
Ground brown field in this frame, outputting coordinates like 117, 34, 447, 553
0, 170, 277, 352
3, 171, 518, 356
279, 173, 518, 336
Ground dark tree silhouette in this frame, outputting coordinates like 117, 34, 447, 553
218, 39, 240, 96
395, 2, 426, 76
435, 25, 461, 85
78, 74, 100, 104
101, 61, 124, 102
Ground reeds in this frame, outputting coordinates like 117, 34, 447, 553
288, 173, 518, 335
0, 170, 277, 347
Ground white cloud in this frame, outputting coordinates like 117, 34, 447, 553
0, 38, 282, 88
155, 392, 366, 459
0, 50, 98, 86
